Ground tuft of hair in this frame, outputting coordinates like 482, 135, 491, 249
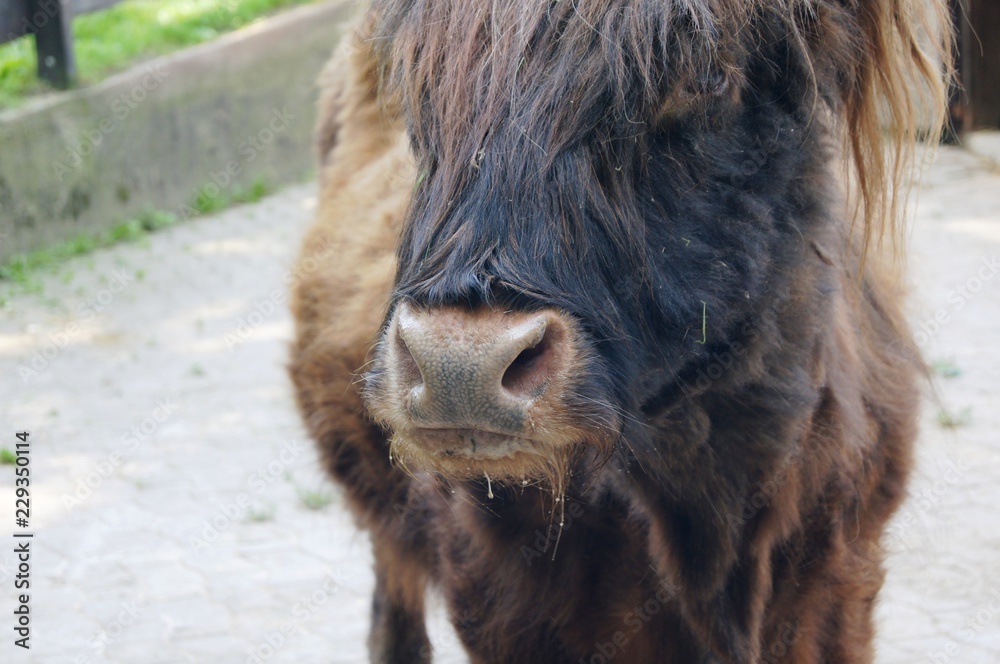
365, 1, 952, 266
387, 431, 586, 544
802, 0, 953, 264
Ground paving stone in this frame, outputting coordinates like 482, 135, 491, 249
173, 633, 247, 664
154, 596, 233, 640
202, 570, 273, 608
135, 562, 206, 602
243, 548, 333, 585
31, 613, 105, 660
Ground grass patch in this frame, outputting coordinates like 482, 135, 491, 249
0, 449, 16, 465
247, 503, 276, 522
930, 358, 962, 379
0, 208, 175, 287
0, 0, 319, 108
937, 407, 973, 430
296, 486, 334, 511
190, 177, 271, 215
0, 176, 272, 295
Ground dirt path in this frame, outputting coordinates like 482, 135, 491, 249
0, 146, 997, 663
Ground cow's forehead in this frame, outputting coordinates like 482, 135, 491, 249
370, 0, 753, 159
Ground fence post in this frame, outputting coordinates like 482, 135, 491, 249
27, 0, 76, 89
945, 0, 965, 142
963, 0, 1000, 130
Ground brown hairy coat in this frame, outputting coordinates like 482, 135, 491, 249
290, 1, 950, 662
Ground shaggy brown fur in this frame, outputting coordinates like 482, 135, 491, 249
289, 2, 950, 662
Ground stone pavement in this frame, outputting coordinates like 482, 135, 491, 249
0, 147, 998, 663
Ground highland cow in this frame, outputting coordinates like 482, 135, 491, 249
289, 1, 950, 662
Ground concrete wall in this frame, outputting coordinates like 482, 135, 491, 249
0, 0, 354, 263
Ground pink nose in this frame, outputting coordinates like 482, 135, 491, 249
387, 303, 564, 434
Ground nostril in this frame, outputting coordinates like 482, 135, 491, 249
501, 330, 554, 398
393, 324, 423, 389
505, 340, 547, 382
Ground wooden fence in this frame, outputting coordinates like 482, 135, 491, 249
1, 0, 123, 89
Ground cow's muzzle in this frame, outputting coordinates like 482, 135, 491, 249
366, 302, 610, 476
